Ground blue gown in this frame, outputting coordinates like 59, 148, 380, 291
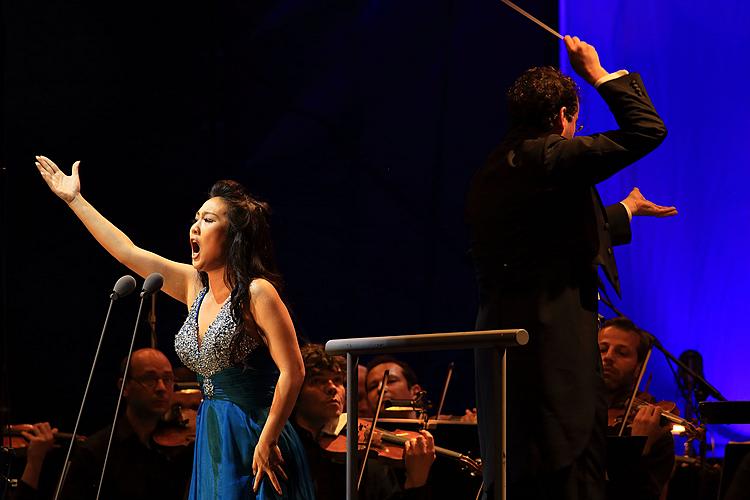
175, 287, 315, 499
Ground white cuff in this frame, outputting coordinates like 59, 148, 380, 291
620, 201, 633, 221
594, 69, 629, 88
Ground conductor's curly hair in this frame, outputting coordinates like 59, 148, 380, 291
507, 66, 580, 133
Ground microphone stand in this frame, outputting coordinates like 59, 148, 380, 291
52, 277, 136, 500
647, 336, 726, 403
148, 293, 157, 349
95, 277, 161, 500
598, 295, 726, 403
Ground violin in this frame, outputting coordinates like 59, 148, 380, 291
318, 416, 482, 475
608, 395, 701, 438
2, 424, 86, 450
152, 387, 201, 447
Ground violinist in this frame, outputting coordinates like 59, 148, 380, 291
365, 356, 424, 419
359, 364, 374, 418
599, 317, 675, 500
292, 344, 435, 500
59, 348, 193, 500
5, 422, 58, 500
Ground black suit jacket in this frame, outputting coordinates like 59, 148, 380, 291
466, 73, 666, 488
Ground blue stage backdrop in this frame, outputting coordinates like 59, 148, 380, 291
560, 0, 750, 456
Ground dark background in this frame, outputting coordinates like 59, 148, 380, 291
1, 0, 557, 434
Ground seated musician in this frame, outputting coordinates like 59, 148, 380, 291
599, 317, 675, 500
292, 343, 435, 499
366, 356, 476, 422
5, 422, 58, 500
365, 356, 427, 420
58, 347, 194, 500
359, 364, 374, 418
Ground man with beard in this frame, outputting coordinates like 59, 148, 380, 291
599, 317, 675, 500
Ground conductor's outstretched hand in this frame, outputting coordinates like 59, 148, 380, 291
35, 155, 80, 204
564, 35, 609, 86
621, 187, 678, 218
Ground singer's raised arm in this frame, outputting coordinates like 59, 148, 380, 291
35, 155, 197, 305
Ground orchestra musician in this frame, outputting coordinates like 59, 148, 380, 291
59, 348, 194, 500
365, 356, 426, 420
5, 422, 59, 500
365, 356, 477, 423
292, 343, 435, 499
599, 317, 675, 500
359, 364, 374, 418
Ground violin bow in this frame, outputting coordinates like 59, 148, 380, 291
434, 362, 454, 424
357, 369, 390, 491
618, 347, 654, 436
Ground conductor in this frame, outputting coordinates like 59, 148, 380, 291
466, 36, 668, 500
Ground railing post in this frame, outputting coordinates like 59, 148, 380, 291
346, 353, 358, 500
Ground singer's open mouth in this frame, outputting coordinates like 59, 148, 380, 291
191, 240, 200, 255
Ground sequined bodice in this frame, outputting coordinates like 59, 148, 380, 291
175, 288, 260, 378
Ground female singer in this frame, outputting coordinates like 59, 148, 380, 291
35, 156, 314, 499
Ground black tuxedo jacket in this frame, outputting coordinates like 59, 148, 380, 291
466, 73, 666, 488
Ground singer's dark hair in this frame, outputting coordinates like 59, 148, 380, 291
601, 316, 652, 363
199, 180, 283, 345
366, 355, 419, 388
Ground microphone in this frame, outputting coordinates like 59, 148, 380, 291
98, 271, 162, 500
679, 350, 709, 403
110, 275, 136, 300
140, 272, 164, 298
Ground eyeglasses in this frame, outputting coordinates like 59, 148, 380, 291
129, 374, 175, 390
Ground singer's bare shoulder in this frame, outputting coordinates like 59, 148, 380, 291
249, 278, 281, 303
248, 278, 296, 348
249, 278, 291, 318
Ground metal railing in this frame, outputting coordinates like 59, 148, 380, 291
325, 329, 529, 500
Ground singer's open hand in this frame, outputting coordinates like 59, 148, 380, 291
252, 438, 287, 495
35, 155, 80, 204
